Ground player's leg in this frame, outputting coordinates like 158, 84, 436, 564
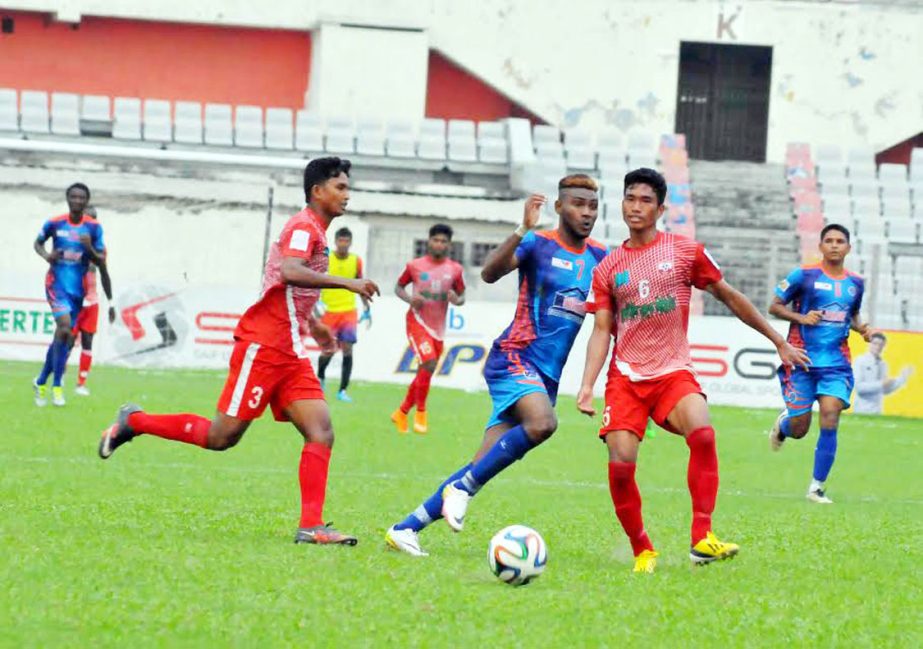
392, 325, 423, 432
337, 340, 355, 402
98, 341, 269, 458
75, 330, 94, 395
282, 399, 356, 545
661, 382, 739, 564
412, 356, 439, 433
387, 423, 512, 556
317, 352, 334, 388
597, 374, 657, 571
807, 369, 851, 503
771, 366, 816, 450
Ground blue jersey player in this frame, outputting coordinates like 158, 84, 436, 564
768, 224, 871, 504
386, 174, 608, 556
32, 183, 106, 407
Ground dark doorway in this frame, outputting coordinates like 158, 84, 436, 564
676, 42, 772, 162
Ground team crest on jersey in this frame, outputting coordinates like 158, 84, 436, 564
548, 287, 587, 323
420, 272, 429, 281
657, 261, 673, 272
848, 285, 857, 297
614, 270, 630, 287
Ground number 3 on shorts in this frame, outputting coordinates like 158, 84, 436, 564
248, 386, 264, 409
602, 405, 612, 428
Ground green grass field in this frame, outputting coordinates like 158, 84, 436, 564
2, 360, 921, 647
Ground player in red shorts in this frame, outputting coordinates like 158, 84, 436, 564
390, 224, 465, 434
70, 206, 116, 396
577, 168, 809, 573
97, 157, 380, 545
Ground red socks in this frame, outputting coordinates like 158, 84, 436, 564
299, 443, 331, 528
686, 426, 719, 545
399, 375, 418, 414
608, 461, 653, 556
77, 350, 92, 386
127, 412, 210, 448
414, 367, 433, 412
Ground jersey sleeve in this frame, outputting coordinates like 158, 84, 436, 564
851, 278, 864, 316
690, 244, 723, 289
90, 223, 106, 254
36, 220, 54, 243
279, 224, 316, 260
355, 256, 364, 279
514, 231, 537, 266
775, 267, 804, 304
397, 263, 413, 287
586, 261, 613, 313
452, 264, 466, 293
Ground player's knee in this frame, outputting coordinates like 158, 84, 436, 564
789, 421, 810, 439
421, 360, 437, 374
820, 412, 840, 430
208, 431, 241, 451
524, 412, 557, 442
309, 426, 335, 448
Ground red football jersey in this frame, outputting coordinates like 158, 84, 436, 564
397, 256, 465, 340
587, 232, 722, 381
235, 207, 329, 358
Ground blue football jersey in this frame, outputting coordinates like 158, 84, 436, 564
775, 264, 864, 368
38, 214, 106, 297
492, 230, 608, 381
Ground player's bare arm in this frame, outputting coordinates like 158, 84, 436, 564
709, 280, 810, 369
850, 312, 872, 341
281, 256, 380, 300
577, 308, 614, 417
95, 262, 117, 323
769, 295, 822, 326
395, 280, 424, 310
481, 194, 545, 283
447, 289, 465, 306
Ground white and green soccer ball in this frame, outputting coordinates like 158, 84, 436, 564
487, 525, 547, 586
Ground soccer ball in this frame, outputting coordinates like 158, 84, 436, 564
487, 525, 547, 586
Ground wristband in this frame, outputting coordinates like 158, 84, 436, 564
514, 224, 528, 238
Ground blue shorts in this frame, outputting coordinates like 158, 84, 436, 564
45, 284, 83, 323
484, 349, 559, 430
777, 365, 854, 416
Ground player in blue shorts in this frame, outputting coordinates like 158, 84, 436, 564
768, 223, 872, 504
32, 183, 107, 407
385, 174, 608, 556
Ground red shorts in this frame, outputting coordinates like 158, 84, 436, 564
599, 370, 704, 440
217, 340, 324, 422
72, 303, 99, 335
406, 313, 443, 365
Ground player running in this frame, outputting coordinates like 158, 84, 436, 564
317, 226, 371, 403
98, 157, 380, 545
390, 224, 465, 434
768, 223, 870, 504
33, 183, 106, 407
577, 168, 810, 573
70, 205, 116, 396
386, 174, 607, 556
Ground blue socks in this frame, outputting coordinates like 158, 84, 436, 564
36, 341, 55, 385
394, 463, 471, 533
37, 338, 69, 387
456, 425, 535, 496
813, 427, 838, 482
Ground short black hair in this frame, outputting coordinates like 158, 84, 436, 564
303, 157, 351, 202
820, 223, 850, 243
66, 182, 90, 199
335, 227, 352, 239
870, 332, 886, 342
623, 168, 666, 205
429, 223, 453, 240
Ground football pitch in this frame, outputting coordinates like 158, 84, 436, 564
2, 360, 921, 647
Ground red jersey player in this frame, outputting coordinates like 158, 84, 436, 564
71, 205, 116, 396
577, 168, 809, 573
390, 224, 465, 434
97, 157, 380, 545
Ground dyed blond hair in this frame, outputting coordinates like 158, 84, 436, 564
558, 174, 598, 193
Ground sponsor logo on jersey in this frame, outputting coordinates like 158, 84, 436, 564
615, 270, 631, 287
620, 295, 677, 321
548, 287, 588, 323
289, 229, 310, 251
814, 281, 833, 290
778, 279, 790, 291
551, 257, 574, 271
657, 261, 673, 271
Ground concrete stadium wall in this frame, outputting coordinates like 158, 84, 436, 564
2, 0, 920, 159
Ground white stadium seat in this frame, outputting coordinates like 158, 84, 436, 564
174, 101, 203, 144
477, 121, 505, 142
142, 99, 172, 143
50, 92, 79, 135
234, 105, 264, 148
566, 146, 596, 171
532, 124, 560, 146
448, 119, 476, 141
112, 97, 141, 140
448, 136, 478, 162
20, 90, 50, 134
81, 95, 111, 122
0, 88, 17, 131
264, 108, 294, 150
295, 111, 323, 152
204, 103, 233, 146
356, 117, 386, 156
478, 138, 508, 164
325, 127, 355, 154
